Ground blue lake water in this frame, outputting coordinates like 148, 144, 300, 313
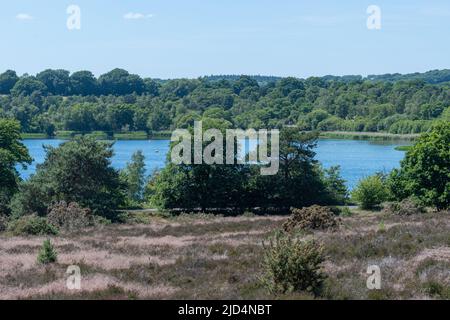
18, 139, 408, 190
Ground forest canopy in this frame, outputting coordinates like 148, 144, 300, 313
0, 68, 448, 136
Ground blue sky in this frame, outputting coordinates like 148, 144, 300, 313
1, 0, 449, 78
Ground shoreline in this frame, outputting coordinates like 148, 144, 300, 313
21, 130, 419, 141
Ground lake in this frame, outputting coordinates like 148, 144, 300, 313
18, 139, 409, 190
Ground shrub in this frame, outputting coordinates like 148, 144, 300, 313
383, 198, 425, 216
352, 175, 389, 210
262, 232, 326, 296
7, 215, 58, 236
47, 201, 93, 231
37, 239, 57, 264
283, 205, 340, 232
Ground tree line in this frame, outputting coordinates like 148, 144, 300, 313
0, 69, 448, 136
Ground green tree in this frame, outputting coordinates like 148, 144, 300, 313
36, 69, 71, 95
12, 136, 125, 218
0, 119, 32, 214
352, 174, 389, 210
121, 150, 146, 203
11, 76, 48, 96
70, 70, 98, 95
0, 70, 19, 94
388, 122, 450, 210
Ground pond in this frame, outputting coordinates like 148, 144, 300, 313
18, 139, 409, 190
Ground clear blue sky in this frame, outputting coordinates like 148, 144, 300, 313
1, 0, 449, 78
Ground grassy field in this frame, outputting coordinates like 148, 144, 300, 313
0, 209, 448, 300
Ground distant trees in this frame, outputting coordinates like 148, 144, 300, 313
0, 70, 19, 94
0, 119, 32, 214
388, 122, 450, 210
11, 76, 48, 96
0, 68, 447, 136
36, 69, 71, 96
98, 68, 146, 95
69, 71, 98, 95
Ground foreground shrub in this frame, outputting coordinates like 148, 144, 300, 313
352, 174, 389, 210
47, 201, 93, 231
37, 239, 57, 264
262, 232, 326, 296
7, 215, 58, 236
283, 205, 340, 232
383, 198, 425, 216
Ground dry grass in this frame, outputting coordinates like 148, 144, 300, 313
0, 210, 448, 300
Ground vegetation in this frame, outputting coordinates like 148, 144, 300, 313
0, 69, 448, 138
47, 201, 93, 232
37, 239, 57, 264
120, 150, 147, 206
282, 206, 340, 232
352, 174, 390, 210
388, 122, 450, 210
10, 136, 125, 219
262, 232, 326, 296
148, 127, 347, 213
7, 215, 58, 236
383, 198, 425, 216
0, 119, 32, 215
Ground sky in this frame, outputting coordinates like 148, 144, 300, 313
0, 0, 449, 79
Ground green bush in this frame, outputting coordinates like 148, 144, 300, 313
352, 175, 389, 210
262, 232, 326, 296
47, 201, 93, 231
283, 205, 340, 232
7, 215, 58, 236
37, 239, 57, 264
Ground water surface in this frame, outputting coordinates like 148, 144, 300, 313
19, 139, 408, 189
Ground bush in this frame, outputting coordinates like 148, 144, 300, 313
7, 215, 58, 236
37, 239, 57, 264
383, 198, 425, 216
283, 205, 340, 232
47, 201, 93, 231
262, 232, 326, 296
352, 175, 389, 210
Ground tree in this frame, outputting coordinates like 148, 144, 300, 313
0, 119, 32, 214
149, 118, 248, 211
352, 174, 389, 210
11, 76, 48, 96
121, 150, 146, 203
323, 166, 348, 204
98, 68, 145, 95
36, 69, 70, 95
70, 71, 98, 95
388, 122, 450, 210
247, 129, 336, 211
11, 136, 125, 218
0, 70, 19, 94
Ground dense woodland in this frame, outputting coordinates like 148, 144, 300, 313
0, 68, 449, 136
